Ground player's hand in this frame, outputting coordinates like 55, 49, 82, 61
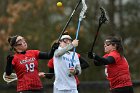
52, 42, 59, 50
69, 67, 76, 76
38, 72, 45, 77
88, 52, 95, 59
72, 39, 79, 47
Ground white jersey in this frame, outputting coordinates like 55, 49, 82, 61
53, 46, 80, 90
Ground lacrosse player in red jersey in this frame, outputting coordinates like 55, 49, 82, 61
88, 35, 134, 93
5, 35, 59, 93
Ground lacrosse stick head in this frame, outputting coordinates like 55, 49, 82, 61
99, 7, 108, 25
79, 0, 87, 21
3, 72, 17, 84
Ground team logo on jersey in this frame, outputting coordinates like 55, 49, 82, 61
62, 56, 77, 63
20, 57, 36, 64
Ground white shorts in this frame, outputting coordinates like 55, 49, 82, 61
53, 86, 78, 93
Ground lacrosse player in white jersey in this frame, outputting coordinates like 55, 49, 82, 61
53, 33, 81, 93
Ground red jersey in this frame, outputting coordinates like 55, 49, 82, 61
47, 54, 80, 85
103, 50, 132, 90
12, 50, 43, 92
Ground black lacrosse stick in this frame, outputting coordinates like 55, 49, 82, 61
58, 0, 82, 41
88, 7, 108, 58
99, 7, 108, 26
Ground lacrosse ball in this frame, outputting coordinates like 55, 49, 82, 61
57, 2, 62, 7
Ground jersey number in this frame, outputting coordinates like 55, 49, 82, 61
25, 63, 35, 72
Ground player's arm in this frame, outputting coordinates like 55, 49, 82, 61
69, 64, 81, 76
54, 39, 78, 57
5, 55, 14, 75
75, 64, 82, 75
79, 56, 89, 69
38, 52, 53, 59
39, 43, 59, 59
54, 43, 74, 57
92, 54, 115, 66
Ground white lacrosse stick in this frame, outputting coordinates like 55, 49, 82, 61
3, 72, 17, 84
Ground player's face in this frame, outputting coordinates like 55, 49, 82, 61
14, 36, 27, 52
60, 38, 72, 48
104, 41, 116, 53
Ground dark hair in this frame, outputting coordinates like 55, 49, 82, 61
51, 31, 70, 47
105, 35, 124, 56
8, 35, 19, 47
62, 31, 69, 35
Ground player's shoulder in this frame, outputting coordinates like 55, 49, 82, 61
26, 50, 40, 53
108, 50, 119, 56
108, 50, 121, 62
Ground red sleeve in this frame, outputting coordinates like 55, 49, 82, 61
77, 53, 80, 58
108, 51, 120, 63
103, 54, 108, 58
74, 76, 80, 85
12, 55, 18, 65
47, 58, 54, 68
27, 50, 40, 59
32, 50, 40, 59
12, 58, 15, 65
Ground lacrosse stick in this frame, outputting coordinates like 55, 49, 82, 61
58, 0, 82, 41
3, 72, 17, 84
44, 73, 54, 75
69, 0, 87, 68
44, 73, 54, 79
88, 7, 108, 58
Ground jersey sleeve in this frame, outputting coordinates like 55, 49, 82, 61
103, 54, 108, 58
108, 51, 120, 63
47, 58, 54, 68
12, 56, 16, 65
77, 53, 80, 58
74, 76, 80, 85
12, 60, 15, 65
32, 50, 40, 59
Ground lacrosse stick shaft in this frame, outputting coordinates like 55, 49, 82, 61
89, 7, 108, 53
70, 19, 81, 67
90, 24, 101, 52
70, 0, 87, 68
44, 73, 54, 75
58, 0, 82, 41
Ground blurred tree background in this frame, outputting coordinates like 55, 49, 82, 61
0, 0, 140, 93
